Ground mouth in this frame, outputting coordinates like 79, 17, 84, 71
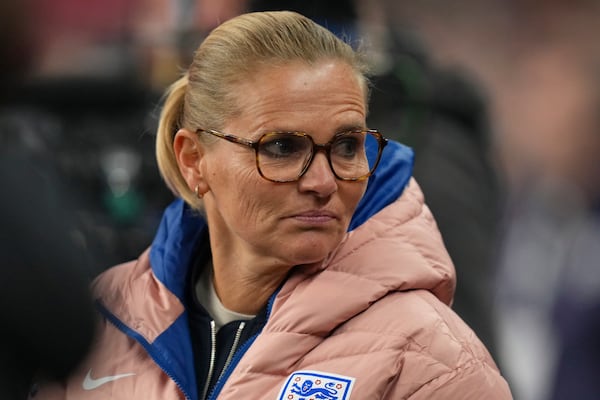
291, 210, 339, 224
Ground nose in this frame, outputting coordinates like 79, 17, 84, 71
297, 152, 337, 197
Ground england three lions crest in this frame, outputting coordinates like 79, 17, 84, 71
277, 370, 355, 400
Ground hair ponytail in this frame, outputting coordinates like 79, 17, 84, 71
156, 73, 199, 207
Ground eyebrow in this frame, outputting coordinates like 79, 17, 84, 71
334, 124, 367, 133
257, 124, 366, 136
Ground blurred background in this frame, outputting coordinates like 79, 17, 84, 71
1, 0, 599, 399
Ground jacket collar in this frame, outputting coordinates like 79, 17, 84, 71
149, 200, 207, 301
350, 140, 414, 230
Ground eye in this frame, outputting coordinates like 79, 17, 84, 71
331, 133, 363, 158
259, 134, 309, 159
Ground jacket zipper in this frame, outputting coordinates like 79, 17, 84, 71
201, 320, 217, 400
206, 333, 259, 400
202, 321, 246, 400
221, 322, 246, 379
206, 290, 279, 400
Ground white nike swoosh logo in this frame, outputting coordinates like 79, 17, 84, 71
82, 369, 136, 390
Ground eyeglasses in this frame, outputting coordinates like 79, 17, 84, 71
196, 128, 388, 183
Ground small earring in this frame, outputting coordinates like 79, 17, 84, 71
194, 184, 203, 199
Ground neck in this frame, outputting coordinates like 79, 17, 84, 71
213, 254, 291, 314
201, 197, 309, 314
211, 262, 290, 315
208, 239, 293, 315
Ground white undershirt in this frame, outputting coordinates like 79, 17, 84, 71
195, 262, 255, 331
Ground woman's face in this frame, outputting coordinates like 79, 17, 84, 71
200, 60, 368, 268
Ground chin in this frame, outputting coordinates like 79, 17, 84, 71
287, 238, 340, 265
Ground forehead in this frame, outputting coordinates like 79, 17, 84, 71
225, 60, 367, 135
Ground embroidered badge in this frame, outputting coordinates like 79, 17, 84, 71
277, 370, 355, 400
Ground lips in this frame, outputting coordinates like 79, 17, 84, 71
292, 210, 339, 223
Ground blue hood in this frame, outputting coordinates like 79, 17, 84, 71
349, 140, 414, 230
150, 139, 414, 298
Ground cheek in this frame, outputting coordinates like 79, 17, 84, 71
208, 148, 254, 191
341, 182, 368, 220
217, 163, 277, 227
243, 186, 286, 223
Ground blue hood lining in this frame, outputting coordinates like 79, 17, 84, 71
349, 140, 414, 230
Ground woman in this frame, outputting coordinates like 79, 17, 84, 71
32, 11, 511, 400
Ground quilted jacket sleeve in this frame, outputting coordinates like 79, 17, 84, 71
404, 360, 513, 399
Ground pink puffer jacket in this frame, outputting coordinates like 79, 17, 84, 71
32, 179, 512, 399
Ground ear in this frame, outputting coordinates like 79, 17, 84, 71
173, 128, 209, 195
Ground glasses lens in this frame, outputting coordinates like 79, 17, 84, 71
257, 133, 312, 181
330, 130, 380, 180
256, 130, 383, 182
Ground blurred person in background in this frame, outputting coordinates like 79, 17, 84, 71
2, 0, 177, 273
1, 3, 96, 399
549, 208, 600, 400
31, 11, 510, 399
0, 152, 96, 400
491, 3, 600, 399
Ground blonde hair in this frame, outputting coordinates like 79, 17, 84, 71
156, 11, 370, 209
